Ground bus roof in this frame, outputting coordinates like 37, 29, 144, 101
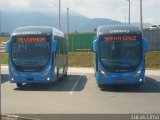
97, 25, 141, 35
11, 26, 64, 37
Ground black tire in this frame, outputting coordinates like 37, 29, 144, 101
98, 84, 104, 88
64, 72, 67, 77
57, 68, 59, 81
16, 83, 23, 88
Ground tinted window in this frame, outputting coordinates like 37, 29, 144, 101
99, 38, 142, 72
11, 35, 51, 72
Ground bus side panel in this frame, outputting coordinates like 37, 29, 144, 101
63, 36, 68, 76
54, 36, 68, 80
61, 36, 68, 76
54, 37, 60, 80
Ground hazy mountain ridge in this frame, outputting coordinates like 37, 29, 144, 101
1, 11, 152, 34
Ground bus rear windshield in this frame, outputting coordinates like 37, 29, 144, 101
11, 35, 51, 72
99, 35, 142, 73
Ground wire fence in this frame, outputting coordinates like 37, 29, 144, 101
143, 29, 160, 51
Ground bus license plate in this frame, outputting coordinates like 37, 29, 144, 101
117, 80, 125, 83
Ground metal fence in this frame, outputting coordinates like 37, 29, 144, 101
0, 30, 160, 53
68, 32, 96, 52
0, 42, 6, 53
68, 30, 160, 52
143, 29, 160, 51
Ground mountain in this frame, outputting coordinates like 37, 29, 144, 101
131, 22, 152, 29
1, 11, 152, 34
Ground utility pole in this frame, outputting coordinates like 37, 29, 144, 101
67, 7, 69, 66
0, 11, 2, 37
58, 0, 61, 30
37, 19, 39, 26
127, 0, 131, 25
66, 7, 69, 56
67, 7, 69, 34
140, 0, 143, 31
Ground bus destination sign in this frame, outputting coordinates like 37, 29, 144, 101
17, 37, 47, 43
104, 35, 137, 41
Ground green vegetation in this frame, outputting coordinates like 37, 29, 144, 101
0, 54, 8, 64
0, 37, 9, 64
145, 51, 160, 69
68, 52, 94, 67
0, 37, 9, 43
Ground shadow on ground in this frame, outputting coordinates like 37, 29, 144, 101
13, 74, 87, 92
1, 74, 9, 84
100, 77, 160, 93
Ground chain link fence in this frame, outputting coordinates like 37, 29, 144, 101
143, 29, 160, 51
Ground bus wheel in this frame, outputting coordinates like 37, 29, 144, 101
98, 84, 104, 88
64, 72, 67, 77
57, 68, 59, 81
16, 83, 23, 88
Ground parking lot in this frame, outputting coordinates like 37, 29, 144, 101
1, 66, 160, 116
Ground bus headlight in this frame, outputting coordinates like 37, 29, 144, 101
139, 79, 142, 82
42, 66, 51, 76
10, 67, 18, 76
99, 69, 108, 78
134, 68, 142, 77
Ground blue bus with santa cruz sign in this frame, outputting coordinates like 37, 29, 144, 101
92, 25, 148, 88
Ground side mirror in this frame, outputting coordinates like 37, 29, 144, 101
51, 40, 57, 52
143, 39, 148, 52
92, 39, 98, 52
5, 41, 11, 53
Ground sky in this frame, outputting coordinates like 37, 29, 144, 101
0, 0, 160, 24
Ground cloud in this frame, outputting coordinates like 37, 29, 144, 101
10, 0, 29, 10
0, 0, 58, 12
0, 0, 160, 24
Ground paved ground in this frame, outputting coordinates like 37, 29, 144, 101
1, 66, 160, 119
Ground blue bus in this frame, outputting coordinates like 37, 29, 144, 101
93, 25, 148, 88
6, 26, 68, 87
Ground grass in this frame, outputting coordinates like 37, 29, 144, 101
68, 52, 94, 67
0, 37, 9, 43
0, 37, 9, 64
145, 51, 160, 69
0, 53, 8, 64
